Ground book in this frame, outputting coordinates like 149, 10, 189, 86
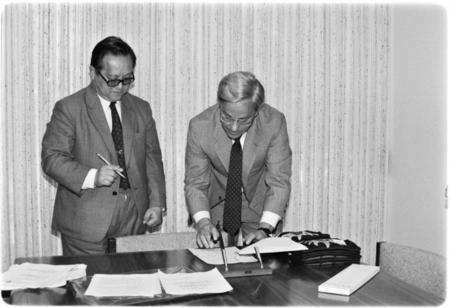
318, 264, 380, 296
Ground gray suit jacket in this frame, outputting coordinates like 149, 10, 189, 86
42, 83, 166, 242
184, 103, 292, 225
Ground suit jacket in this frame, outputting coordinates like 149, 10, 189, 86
42, 83, 166, 242
184, 103, 292, 225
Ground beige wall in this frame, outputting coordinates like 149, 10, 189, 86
388, 5, 447, 257
1, 3, 390, 270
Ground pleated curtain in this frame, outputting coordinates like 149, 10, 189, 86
1, 3, 390, 270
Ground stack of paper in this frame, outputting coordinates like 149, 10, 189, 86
189, 247, 257, 265
318, 264, 380, 295
1, 262, 87, 290
238, 237, 308, 255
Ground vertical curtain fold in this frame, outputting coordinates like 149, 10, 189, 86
1, 3, 390, 270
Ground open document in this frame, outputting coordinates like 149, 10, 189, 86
1, 262, 87, 290
83, 268, 232, 298
189, 247, 257, 265
238, 237, 308, 255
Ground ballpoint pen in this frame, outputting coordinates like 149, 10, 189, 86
96, 153, 127, 179
254, 246, 264, 269
216, 221, 229, 272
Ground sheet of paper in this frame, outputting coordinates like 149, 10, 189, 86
1, 262, 86, 290
238, 237, 308, 255
158, 268, 232, 295
189, 247, 258, 265
84, 273, 161, 297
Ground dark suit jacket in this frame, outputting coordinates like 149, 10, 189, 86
42, 83, 166, 242
184, 103, 292, 225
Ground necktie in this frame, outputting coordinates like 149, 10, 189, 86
110, 101, 130, 189
223, 137, 242, 237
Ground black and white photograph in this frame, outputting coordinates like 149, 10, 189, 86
0, 0, 447, 305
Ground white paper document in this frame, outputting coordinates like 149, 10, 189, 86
1, 262, 87, 290
238, 237, 308, 255
189, 247, 258, 265
158, 268, 233, 295
84, 273, 161, 297
318, 264, 380, 296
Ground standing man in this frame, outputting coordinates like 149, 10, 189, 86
185, 71, 292, 248
42, 36, 166, 256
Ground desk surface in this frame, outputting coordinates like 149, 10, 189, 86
10, 249, 444, 306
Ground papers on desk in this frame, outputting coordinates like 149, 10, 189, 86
84, 268, 232, 297
158, 268, 232, 295
85, 273, 161, 297
1, 262, 87, 290
189, 247, 258, 265
238, 237, 308, 255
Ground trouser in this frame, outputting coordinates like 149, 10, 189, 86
61, 189, 141, 256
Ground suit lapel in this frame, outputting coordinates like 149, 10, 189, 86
120, 94, 136, 166
213, 109, 232, 172
242, 115, 262, 188
85, 83, 116, 158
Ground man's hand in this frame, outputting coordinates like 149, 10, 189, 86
196, 218, 219, 249
143, 207, 163, 227
94, 165, 122, 187
244, 229, 269, 246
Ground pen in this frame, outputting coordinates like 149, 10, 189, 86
254, 246, 264, 269
216, 222, 229, 272
96, 153, 127, 179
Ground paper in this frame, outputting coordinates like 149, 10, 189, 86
189, 247, 258, 265
318, 264, 380, 296
1, 262, 86, 290
238, 237, 308, 255
158, 268, 232, 295
84, 273, 161, 297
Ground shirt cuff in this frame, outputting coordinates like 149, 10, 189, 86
81, 168, 97, 190
260, 211, 281, 229
192, 211, 211, 223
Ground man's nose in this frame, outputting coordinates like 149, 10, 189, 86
231, 120, 239, 131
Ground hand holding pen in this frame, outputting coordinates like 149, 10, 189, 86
95, 153, 126, 187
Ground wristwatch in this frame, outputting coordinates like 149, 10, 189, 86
258, 227, 273, 237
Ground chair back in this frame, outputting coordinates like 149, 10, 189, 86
108, 232, 198, 253
376, 241, 446, 299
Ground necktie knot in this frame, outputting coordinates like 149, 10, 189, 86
110, 101, 117, 108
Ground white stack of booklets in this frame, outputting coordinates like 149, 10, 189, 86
318, 264, 380, 296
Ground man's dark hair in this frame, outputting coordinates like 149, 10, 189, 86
90, 36, 136, 70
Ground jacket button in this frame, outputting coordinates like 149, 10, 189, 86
219, 196, 222, 200
112, 191, 117, 196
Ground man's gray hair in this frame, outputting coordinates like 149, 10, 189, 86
217, 71, 265, 108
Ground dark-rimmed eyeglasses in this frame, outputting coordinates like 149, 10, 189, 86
96, 70, 135, 87
219, 109, 258, 126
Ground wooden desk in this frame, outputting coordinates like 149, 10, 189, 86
8, 249, 444, 305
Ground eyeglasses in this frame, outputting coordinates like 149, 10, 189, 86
219, 109, 258, 126
96, 70, 135, 87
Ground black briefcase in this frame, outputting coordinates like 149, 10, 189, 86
278, 231, 361, 267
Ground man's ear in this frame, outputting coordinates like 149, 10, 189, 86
89, 66, 96, 80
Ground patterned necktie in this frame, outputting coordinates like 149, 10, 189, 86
110, 101, 130, 189
223, 136, 242, 236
